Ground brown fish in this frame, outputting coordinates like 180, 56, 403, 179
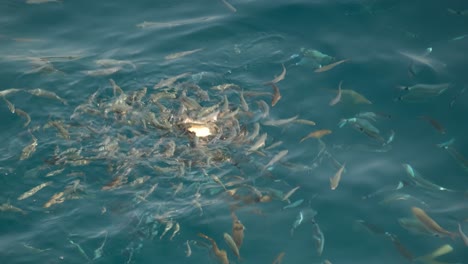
315, 59, 349, 73
411, 207, 457, 239
419, 116, 446, 134
271, 83, 281, 107
198, 233, 229, 264
264, 63, 286, 85
300, 129, 332, 142
272, 252, 285, 264
43, 192, 65, 208
231, 212, 245, 249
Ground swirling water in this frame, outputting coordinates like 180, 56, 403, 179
1, 0, 468, 263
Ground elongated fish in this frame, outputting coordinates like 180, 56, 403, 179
263, 115, 298, 126
311, 218, 324, 256
300, 129, 332, 142
271, 83, 281, 107
330, 163, 345, 190
18, 181, 52, 200
419, 116, 446, 134
264, 63, 286, 85
165, 48, 203, 60
263, 150, 288, 171
411, 207, 457, 239
198, 233, 229, 264
223, 233, 240, 259
402, 164, 454, 192
329, 80, 343, 106
315, 59, 349, 73
221, 0, 237, 12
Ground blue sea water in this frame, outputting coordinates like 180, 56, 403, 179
1, 0, 468, 263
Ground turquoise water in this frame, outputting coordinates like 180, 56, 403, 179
1, 0, 468, 263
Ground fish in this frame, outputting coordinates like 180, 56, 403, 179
353, 220, 386, 235
263, 150, 288, 171
0, 88, 22, 97
399, 51, 446, 73
457, 223, 468, 246
2, 96, 15, 113
282, 186, 300, 202
293, 119, 316, 126
415, 244, 454, 263
223, 233, 240, 259
341, 89, 372, 104
291, 210, 304, 235
95, 59, 136, 69
437, 141, 468, 172
271, 83, 282, 107
239, 90, 249, 111
165, 48, 203, 60
329, 80, 343, 106
398, 217, 440, 237
247, 133, 267, 153
262, 115, 298, 126
198, 233, 229, 264
449, 87, 466, 108
402, 164, 455, 192
384, 233, 413, 261
272, 252, 285, 264
83, 67, 121, 76
28, 88, 67, 105
397, 83, 450, 102
170, 222, 180, 240
92, 231, 108, 261
0, 202, 26, 214
211, 83, 241, 91
264, 63, 286, 85
154, 72, 191, 89
18, 181, 52, 200
311, 218, 324, 256
330, 163, 345, 190
315, 59, 349, 73
221, 0, 237, 12
20, 132, 38, 160
283, 199, 304, 209
232, 213, 245, 249
136, 16, 223, 29
160, 221, 174, 239
43, 191, 65, 208
265, 141, 283, 150
411, 207, 457, 239
300, 129, 332, 142
185, 240, 192, 257
15, 108, 31, 127
419, 116, 446, 134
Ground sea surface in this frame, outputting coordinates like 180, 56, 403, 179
1, 0, 468, 263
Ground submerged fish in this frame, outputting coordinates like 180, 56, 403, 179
300, 129, 332, 142
264, 63, 286, 85
18, 181, 52, 200
330, 163, 345, 190
329, 80, 343, 106
341, 89, 372, 104
411, 207, 457, 239
311, 217, 324, 256
402, 164, 455, 192
165, 48, 203, 60
315, 59, 349, 73
419, 116, 446, 134
397, 83, 450, 102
